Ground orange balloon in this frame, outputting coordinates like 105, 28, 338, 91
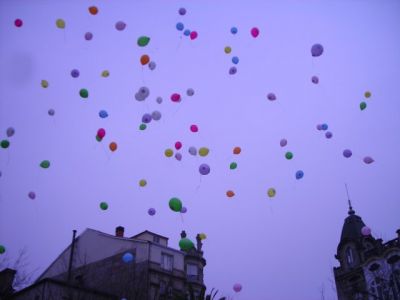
226, 190, 235, 197
109, 142, 117, 152
233, 147, 241, 155
140, 55, 150, 65
88, 6, 98, 15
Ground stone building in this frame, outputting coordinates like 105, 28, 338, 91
334, 203, 400, 300
4, 227, 207, 300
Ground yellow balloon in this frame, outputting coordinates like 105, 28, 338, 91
56, 19, 65, 29
199, 233, 207, 240
41, 80, 49, 88
198, 147, 209, 157
101, 70, 110, 77
139, 179, 147, 187
224, 46, 232, 54
364, 91, 371, 98
267, 188, 276, 198
165, 148, 173, 157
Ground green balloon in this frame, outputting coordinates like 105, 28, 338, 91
139, 123, 147, 130
1, 140, 10, 149
169, 197, 182, 212
179, 238, 194, 251
360, 102, 367, 110
40, 160, 50, 168
96, 135, 102, 142
0, 245, 5, 254
100, 202, 108, 210
80, 88, 89, 98
137, 36, 150, 47
285, 152, 293, 160
230, 162, 237, 170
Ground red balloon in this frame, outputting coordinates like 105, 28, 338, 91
171, 93, 181, 102
250, 27, 259, 38
190, 31, 198, 40
97, 128, 106, 139
14, 19, 23, 27
175, 141, 182, 150
190, 125, 198, 132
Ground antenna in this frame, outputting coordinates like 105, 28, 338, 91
345, 183, 355, 214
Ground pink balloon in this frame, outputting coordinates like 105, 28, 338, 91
250, 27, 259, 38
190, 125, 198, 132
190, 31, 198, 40
361, 226, 371, 236
280, 139, 287, 147
175, 141, 182, 150
170, 93, 181, 102
97, 128, 106, 139
14, 19, 23, 27
175, 153, 182, 161
233, 283, 242, 292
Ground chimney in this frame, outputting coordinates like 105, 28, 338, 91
0, 268, 16, 297
116, 226, 124, 237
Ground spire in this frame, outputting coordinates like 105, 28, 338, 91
345, 184, 355, 215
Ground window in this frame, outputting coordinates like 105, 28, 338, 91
187, 263, 198, 280
160, 280, 166, 294
346, 247, 354, 266
153, 235, 160, 243
161, 253, 173, 271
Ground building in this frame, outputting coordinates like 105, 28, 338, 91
333, 203, 400, 300
4, 227, 207, 300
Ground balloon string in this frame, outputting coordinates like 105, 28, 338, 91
180, 213, 184, 224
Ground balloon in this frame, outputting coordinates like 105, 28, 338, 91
233, 147, 241, 154
325, 131, 333, 139
148, 61, 156, 70
188, 146, 197, 156
190, 125, 198, 132
176, 22, 184, 31
40, 160, 50, 168
232, 56, 239, 64
175, 141, 182, 150
28, 191, 36, 200
190, 31, 198, 40
139, 179, 147, 187
224, 46, 232, 54
226, 190, 235, 197
360, 102, 367, 110
14, 19, 23, 27
171, 93, 181, 102
198, 147, 209, 157
250, 27, 259, 38
180, 206, 187, 213
135, 87, 150, 101
115, 21, 126, 31
139, 124, 147, 130
285, 152, 293, 160
364, 91, 371, 98
97, 128, 106, 139
148, 208, 156, 216
56, 19, 65, 29
48, 109, 55, 116
41, 80, 49, 88
99, 110, 108, 118
363, 156, 374, 164
95, 135, 102, 142
316, 124, 323, 130
151, 111, 162, 121
184, 29, 191, 36
100, 202, 108, 210
84, 32, 93, 40
80, 88, 89, 98
199, 233, 207, 240
267, 93, 276, 101
165, 148, 173, 157
0, 245, 5, 254
233, 283, 242, 293
1, 140, 10, 149
199, 163, 210, 175
169, 197, 182, 212
295, 170, 304, 180
321, 123, 328, 130
142, 113, 152, 124
311, 43, 324, 57
109, 142, 117, 152
137, 36, 150, 47
361, 226, 371, 236
231, 27, 238, 34
311, 76, 319, 84
122, 252, 134, 263
229, 66, 237, 75
101, 70, 110, 77
178, 8, 187, 15
156, 97, 163, 104
88, 6, 98, 15
343, 149, 352, 158
6, 127, 15, 137
71, 69, 80, 78
186, 88, 194, 96
230, 162, 237, 170
175, 153, 182, 161
280, 139, 287, 147
267, 188, 276, 198
179, 238, 194, 251
140, 55, 150, 65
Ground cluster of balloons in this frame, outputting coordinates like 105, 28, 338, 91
1, 127, 15, 149
342, 149, 374, 164
316, 123, 332, 139
135, 86, 150, 101
175, 8, 198, 40
360, 91, 372, 111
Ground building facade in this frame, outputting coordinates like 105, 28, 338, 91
334, 204, 400, 300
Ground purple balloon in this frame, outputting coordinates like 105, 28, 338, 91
199, 163, 210, 175
142, 113, 152, 123
311, 43, 324, 57
115, 21, 126, 31
148, 208, 156, 216
316, 124, 323, 130
325, 131, 333, 139
280, 139, 287, 147
363, 156, 374, 164
343, 149, 352, 158
71, 69, 80, 78
178, 8, 186, 15
229, 66, 237, 75
361, 226, 371, 236
180, 206, 187, 213
311, 76, 319, 84
188, 146, 197, 156
267, 93, 276, 101
84, 32, 93, 40
28, 191, 36, 200
233, 283, 242, 293
175, 152, 182, 161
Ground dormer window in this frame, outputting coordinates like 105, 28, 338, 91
346, 247, 355, 266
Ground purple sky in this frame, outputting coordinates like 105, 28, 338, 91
1, 1, 400, 299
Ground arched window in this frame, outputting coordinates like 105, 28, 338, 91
346, 247, 355, 267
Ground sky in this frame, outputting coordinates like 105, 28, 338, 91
0, 0, 400, 299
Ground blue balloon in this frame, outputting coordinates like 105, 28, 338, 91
232, 56, 239, 64
122, 252, 134, 263
321, 123, 328, 130
176, 22, 184, 31
295, 170, 304, 180
99, 110, 108, 119
231, 27, 238, 34
184, 29, 191, 36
